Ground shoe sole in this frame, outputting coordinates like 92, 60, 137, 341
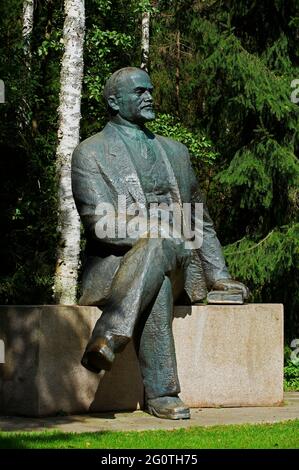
82, 345, 115, 373
81, 357, 101, 374
147, 404, 190, 420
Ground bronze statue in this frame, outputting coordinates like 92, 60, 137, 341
72, 67, 249, 420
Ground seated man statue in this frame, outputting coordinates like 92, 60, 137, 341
72, 67, 249, 420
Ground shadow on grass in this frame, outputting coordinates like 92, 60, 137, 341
0, 430, 110, 449
0, 410, 118, 432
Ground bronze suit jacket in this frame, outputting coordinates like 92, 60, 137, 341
72, 122, 229, 305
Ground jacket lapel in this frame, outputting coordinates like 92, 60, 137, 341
99, 124, 146, 207
156, 136, 190, 203
155, 137, 183, 205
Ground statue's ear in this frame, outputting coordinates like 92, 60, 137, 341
107, 95, 119, 112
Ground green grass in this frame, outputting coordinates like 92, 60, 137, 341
0, 420, 298, 449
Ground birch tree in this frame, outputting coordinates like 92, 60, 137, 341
22, 0, 34, 64
54, 0, 85, 304
20, 0, 34, 130
141, 11, 150, 71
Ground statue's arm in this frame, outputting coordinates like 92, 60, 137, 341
185, 148, 249, 299
186, 150, 231, 289
72, 145, 136, 248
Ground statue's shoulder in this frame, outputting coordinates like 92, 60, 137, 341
72, 124, 114, 164
74, 124, 113, 154
155, 133, 189, 155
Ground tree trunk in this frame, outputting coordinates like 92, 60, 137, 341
21, 0, 34, 131
53, 0, 85, 304
141, 11, 150, 71
23, 0, 34, 64
175, 29, 180, 114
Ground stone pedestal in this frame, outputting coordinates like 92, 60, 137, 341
174, 304, 284, 407
0, 304, 283, 416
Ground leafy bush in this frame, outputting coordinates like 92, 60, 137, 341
148, 113, 219, 165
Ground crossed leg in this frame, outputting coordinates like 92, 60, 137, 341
81, 236, 190, 419
82, 237, 186, 374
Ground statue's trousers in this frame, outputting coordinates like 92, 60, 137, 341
88, 237, 186, 398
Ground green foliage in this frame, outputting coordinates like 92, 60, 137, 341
224, 225, 299, 287
0, 0, 140, 304
0, 0, 298, 342
81, 0, 140, 136
224, 225, 299, 339
150, 0, 299, 339
218, 137, 299, 214
133, 0, 158, 14
37, 29, 63, 57
148, 113, 219, 164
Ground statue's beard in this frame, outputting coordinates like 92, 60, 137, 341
140, 108, 155, 121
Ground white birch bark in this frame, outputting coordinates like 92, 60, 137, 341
23, 0, 34, 63
21, 0, 34, 128
141, 11, 150, 71
54, 0, 85, 304
175, 29, 180, 113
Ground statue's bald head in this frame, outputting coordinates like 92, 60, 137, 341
103, 67, 155, 124
103, 67, 146, 105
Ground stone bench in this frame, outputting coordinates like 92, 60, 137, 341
0, 304, 283, 417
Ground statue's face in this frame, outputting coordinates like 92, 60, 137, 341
109, 70, 155, 124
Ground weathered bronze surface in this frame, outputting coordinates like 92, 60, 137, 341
72, 67, 249, 419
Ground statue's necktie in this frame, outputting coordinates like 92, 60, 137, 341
140, 135, 156, 169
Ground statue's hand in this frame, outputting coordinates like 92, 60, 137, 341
212, 278, 250, 300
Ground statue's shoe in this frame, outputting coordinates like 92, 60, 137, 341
146, 396, 190, 420
81, 339, 115, 373
81, 334, 130, 373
